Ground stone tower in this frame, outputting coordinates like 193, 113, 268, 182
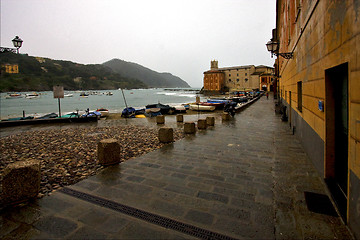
211, 60, 218, 70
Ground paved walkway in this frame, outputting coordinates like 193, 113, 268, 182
0, 96, 354, 239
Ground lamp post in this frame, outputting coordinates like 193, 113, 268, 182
12, 36, 23, 54
0, 36, 23, 54
266, 40, 293, 59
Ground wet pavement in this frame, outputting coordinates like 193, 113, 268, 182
0, 96, 354, 239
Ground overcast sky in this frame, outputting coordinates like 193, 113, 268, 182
1, 0, 276, 87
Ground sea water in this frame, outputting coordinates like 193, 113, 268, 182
0, 88, 203, 119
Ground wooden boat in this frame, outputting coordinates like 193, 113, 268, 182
189, 104, 215, 111
199, 102, 225, 110
96, 108, 109, 117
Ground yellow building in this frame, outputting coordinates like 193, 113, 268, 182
203, 60, 274, 92
273, 0, 360, 237
1, 64, 19, 74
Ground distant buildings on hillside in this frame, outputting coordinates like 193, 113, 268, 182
1, 63, 19, 74
203, 60, 274, 92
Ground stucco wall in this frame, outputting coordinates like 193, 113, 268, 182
277, 0, 360, 236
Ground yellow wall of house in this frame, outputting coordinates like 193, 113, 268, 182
278, 0, 360, 179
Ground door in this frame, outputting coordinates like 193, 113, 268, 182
325, 63, 349, 220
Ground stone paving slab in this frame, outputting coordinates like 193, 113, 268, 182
0, 96, 354, 239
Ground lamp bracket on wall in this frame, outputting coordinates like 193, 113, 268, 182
275, 52, 294, 59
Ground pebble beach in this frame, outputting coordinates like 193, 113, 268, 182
0, 123, 185, 203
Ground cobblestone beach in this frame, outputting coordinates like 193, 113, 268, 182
0, 125, 184, 202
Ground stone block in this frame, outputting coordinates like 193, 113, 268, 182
2, 160, 40, 204
156, 115, 165, 124
97, 138, 120, 166
206, 116, 215, 126
184, 122, 196, 134
176, 114, 184, 122
198, 119, 207, 129
222, 112, 231, 121
158, 127, 174, 143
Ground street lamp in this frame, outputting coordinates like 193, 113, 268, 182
12, 36, 23, 54
266, 40, 293, 59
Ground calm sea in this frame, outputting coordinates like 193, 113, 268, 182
0, 88, 203, 119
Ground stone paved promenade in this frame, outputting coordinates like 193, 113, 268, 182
0, 96, 354, 239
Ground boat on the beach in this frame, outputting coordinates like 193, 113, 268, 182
25, 92, 40, 99
60, 112, 80, 118
5, 93, 23, 99
37, 113, 58, 119
146, 103, 175, 115
173, 105, 187, 113
200, 102, 225, 110
96, 108, 109, 117
189, 104, 216, 111
1, 116, 34, 121
64, 93, 73, 97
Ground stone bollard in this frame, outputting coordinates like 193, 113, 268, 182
97, 138, 121, 166
197, 119, 207, 129
176, 114, 184, 122
2, 160, 41, 204
156, 115, 165, 124
206, 116, 215, 126
184, 122, 196, 134
222, 112, 231, 121
158, 127, 174, 143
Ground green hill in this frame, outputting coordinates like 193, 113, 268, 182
103, 58, 190, 88
0, 52, 147, 92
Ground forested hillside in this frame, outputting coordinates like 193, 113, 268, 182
0, 52, 147, 92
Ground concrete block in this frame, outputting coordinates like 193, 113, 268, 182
97, 138, 120, 166
206, 116, 215, 126
158, 127, 174, 143
198, 119, 207, 129
176, 114, 184, 122
2, 160, 41, 204
222, 112, 231, 121
184, 122, 196, 134
156, 115, 165, 124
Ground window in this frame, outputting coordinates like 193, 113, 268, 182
297, 81, 302, 112
229, 79, 231, 82
237, 79, 239, 82
237, 73, 239, 76
245, 78, 248, 82
229, 74, 231, 77
245, 73, 247, 76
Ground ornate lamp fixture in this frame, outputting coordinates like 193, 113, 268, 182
12, 36, 23, 53
266, 40, 293, 59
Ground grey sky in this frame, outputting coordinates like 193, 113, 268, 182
1, 0, 276, 87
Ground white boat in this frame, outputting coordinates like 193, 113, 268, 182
64, 93, 73, 97
96, 108, 109, 117
25, 92, 40, 99
189, 104, 215, 111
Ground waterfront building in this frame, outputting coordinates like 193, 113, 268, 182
203, 60, 274, 92
273, 0, 360, 237
1, 63, 19, 74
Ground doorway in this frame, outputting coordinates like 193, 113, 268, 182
325, 63, 349, 220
